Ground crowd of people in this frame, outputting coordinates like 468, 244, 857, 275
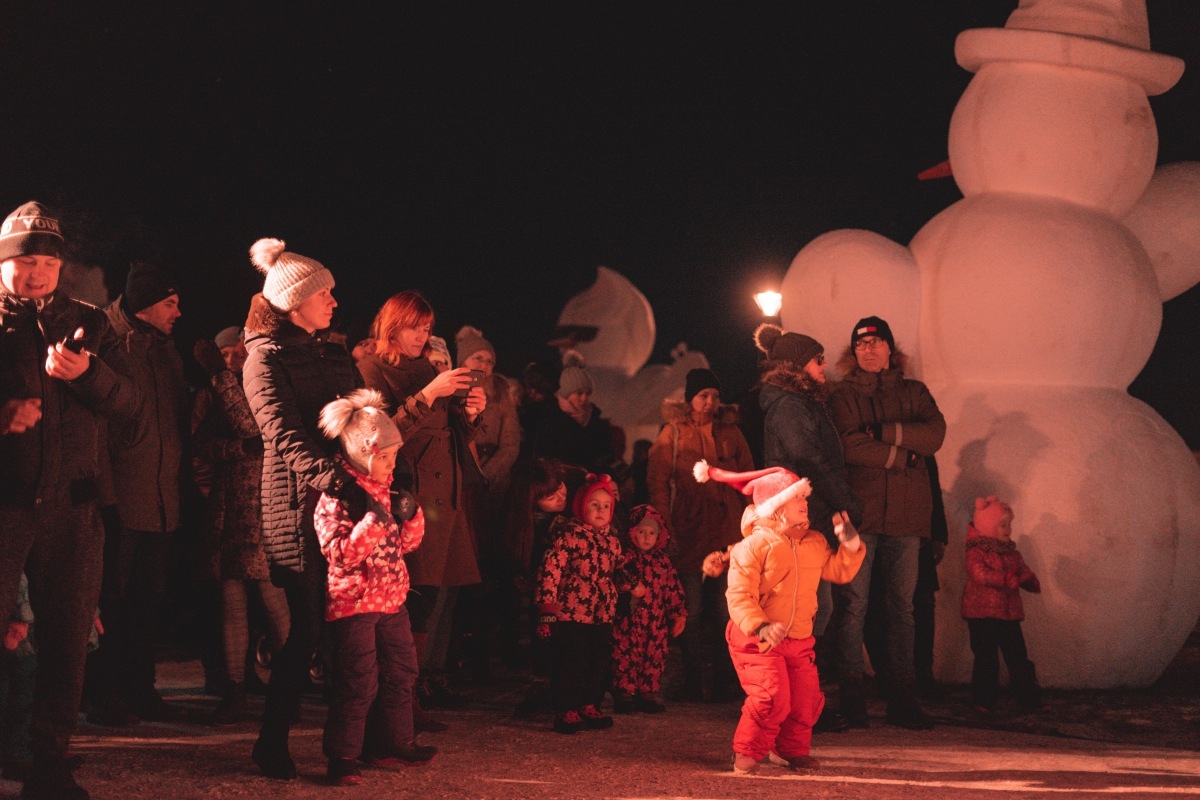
0, 200, 1045, 797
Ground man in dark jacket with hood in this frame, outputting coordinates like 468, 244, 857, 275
0, 201, 141, 800
88, 262, 189, 725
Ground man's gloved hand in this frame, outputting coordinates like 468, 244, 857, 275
391, 488, 417, 522
193, 339, 227, 377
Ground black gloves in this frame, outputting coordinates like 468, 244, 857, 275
332, 472, 370, 521
390, 489, 417, 522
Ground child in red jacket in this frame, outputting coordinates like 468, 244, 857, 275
535, 473, 625, 734
314, 389, 434, 786
962, 495, 1042, 712
610, 504, 687, 713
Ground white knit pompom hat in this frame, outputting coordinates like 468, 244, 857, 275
250, 237, 335, 313
319, 388, 403, 476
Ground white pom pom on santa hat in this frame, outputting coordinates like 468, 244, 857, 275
693, 460, 711, 483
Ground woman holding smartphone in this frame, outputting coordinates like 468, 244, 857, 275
357, 291, 486, 720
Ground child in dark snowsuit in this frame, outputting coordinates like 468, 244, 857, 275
962, 495, 1042, 712
610, 505, 686, 713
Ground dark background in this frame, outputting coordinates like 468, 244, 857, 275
3, 1, 1197, 445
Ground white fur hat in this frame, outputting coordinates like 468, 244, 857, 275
319, 388, 402, 476
250, 237, 335, 313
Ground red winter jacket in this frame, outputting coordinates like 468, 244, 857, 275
961, 526, 1040, 621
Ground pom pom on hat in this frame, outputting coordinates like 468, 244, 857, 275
754, 323, 823, 367
249, 237, 335, 313
557, 351, 593, 398
693, 461, 810, 519
319, 388, 403, 476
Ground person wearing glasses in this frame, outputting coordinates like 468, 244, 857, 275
751, 323, 863, 732
827, 316, 946, 731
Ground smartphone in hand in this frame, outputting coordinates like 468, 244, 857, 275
453, 369, 485, 398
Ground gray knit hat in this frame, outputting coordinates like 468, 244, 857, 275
557, 365, 594, 398
249, 237, 335, 313
318, 388, 403, 477
455, 325, 495, 367
754, 323, 823, 367
214, 326, 242, 349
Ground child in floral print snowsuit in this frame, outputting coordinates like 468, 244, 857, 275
611, 505, 687, 713
314, 389, 435, 786
535, 473, 626, 734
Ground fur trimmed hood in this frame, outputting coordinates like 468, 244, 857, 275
760, 361, 827, 403
244, 292, 347, 347
835, 345, 910, 376
659, 397, 742, 426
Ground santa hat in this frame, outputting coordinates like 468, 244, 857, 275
972, 495, 1013, 538
693, 460, 810, 519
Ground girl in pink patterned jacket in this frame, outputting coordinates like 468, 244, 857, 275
314, 389, 434, 786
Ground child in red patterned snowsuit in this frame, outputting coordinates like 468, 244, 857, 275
610, 505, 687, 713
535, 473, 626, 734
314, 389, 434, 786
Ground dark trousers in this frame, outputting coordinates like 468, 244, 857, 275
678, 571, 736, 693
89, 527, 174, 702
551, 621, 611, 714
324, 608, 419, 760
0, 650, 37, 765
260, 545, 327, 744
0, 502, 104, 766
967, 618, 1040, 709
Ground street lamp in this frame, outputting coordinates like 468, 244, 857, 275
754, 290, 782, 319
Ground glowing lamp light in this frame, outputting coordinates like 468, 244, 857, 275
754, 290, 782, 318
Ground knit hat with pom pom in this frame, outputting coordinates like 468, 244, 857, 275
249, 237, 335, 313
455, 325, 495, 367
318, 388, 402, 476
694, 459, 810, 519
557, 349, 594, 398
971, 495, 1014, 539
754, 323, 823, 367
572, 472, 619, 522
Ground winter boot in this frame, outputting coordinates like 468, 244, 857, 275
839, 675, 869, 728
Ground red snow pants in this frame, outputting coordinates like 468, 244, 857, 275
726, 621, 823, 760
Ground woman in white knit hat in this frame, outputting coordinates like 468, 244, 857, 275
240, 238, 365, 779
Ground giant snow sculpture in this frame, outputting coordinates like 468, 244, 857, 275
782, 0, 1200, 687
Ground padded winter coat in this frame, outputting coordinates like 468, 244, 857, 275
0, 290, 142, 509
242, 293, 361, 574
760, 366, 862, 542
103, 300, 189, 533
962, 527, 1040, 621
826, 364, 945, 538
726, 517, 865, 641
647, 400, 754, 571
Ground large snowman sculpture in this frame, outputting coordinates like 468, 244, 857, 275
782, 0, 1200, 688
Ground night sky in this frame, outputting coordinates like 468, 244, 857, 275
4, 2, 1198, 445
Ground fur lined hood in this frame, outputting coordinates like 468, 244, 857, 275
835, 345, 910, 377
244, 292, 347, 347
660, 397, 742, 426
760, 361, 827, 403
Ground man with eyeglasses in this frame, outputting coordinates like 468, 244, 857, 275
827, 316, 945, 731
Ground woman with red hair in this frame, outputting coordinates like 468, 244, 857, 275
357, 291, 486, 719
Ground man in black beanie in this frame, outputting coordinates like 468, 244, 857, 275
0, 201, 141, 800
87, 262, 188, 725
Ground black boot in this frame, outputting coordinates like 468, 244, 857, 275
886, 682, 934, 730
839, 676, 869, 728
